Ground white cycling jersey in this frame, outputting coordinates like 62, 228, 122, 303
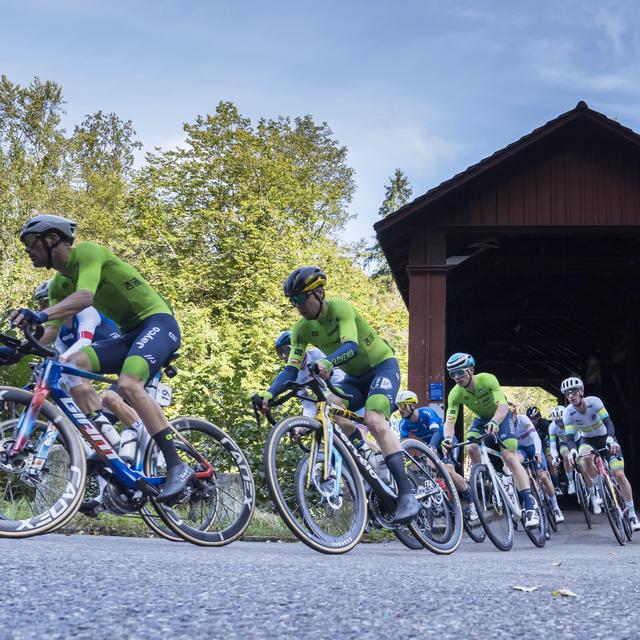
562, 396, 609, 439
514, 414, 542, 456
297, 347, 346, 417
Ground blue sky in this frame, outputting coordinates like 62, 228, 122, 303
3, 0, 640, 242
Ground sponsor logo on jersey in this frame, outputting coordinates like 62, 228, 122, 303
123, 277, 142, 290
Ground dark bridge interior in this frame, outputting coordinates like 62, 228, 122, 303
447, 228, 640, 488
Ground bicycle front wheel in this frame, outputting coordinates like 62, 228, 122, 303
574, 470, 592, 529
600, 476, 626, 546
401, 439, 463, 555
522, 481, 546, 548
542, 493, 558, 534
265, 415, 367, 554
146, 417, 255, 547
0, 387, 86, 538
469, 464, 514, 551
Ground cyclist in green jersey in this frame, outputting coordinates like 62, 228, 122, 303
10, 213, 192, 501
442, 352, 540, 528
254, 266, 420, 524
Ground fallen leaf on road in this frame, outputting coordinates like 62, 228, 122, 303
608, 552, 617, 556
550, 561, 562, 567
552, 588, 577, 598
512, 585, 540, 592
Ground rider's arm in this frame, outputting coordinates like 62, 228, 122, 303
487, 375, 509, 424
548, 431, 559, 459
532, 428, 543, 457
38, 323, 61, 347
491, 402, 509, 425
562, 409, 577, 450
59, 307, 101, 359
39, 290, 94, 322
443, 388, 460, 439
267, 327, 305, 398
603, 416, 616, 439
267, 366, 299, 398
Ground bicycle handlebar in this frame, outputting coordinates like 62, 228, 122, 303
22, 325, 57, 359
451, 432, 498, 449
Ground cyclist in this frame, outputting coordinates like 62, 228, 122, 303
254, 266, 420, 524
442, 353, 539, 528
274, 330, 346, 418
396, 389, 478, 522
548, 405, 577, 495
562, 376, 640, 530
510, 402, 564, 523
10, 213, 191, 502
526, 405, 561, 494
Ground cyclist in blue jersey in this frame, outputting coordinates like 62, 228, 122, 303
396, 389, 478, 522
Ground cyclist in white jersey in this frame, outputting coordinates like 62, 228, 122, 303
561, 376, 640, 530
548, 405, 577, 495
274, 331, 346, 418
510, 402, 564, 523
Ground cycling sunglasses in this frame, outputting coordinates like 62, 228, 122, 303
289, 292, 311, 307
21, 233, 43, 249
448, 368, 469, 379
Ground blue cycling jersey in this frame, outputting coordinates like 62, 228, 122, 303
58, 311, 120, 348
399, 407, 444, 447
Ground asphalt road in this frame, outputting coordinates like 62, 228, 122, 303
1, 511, 638, 640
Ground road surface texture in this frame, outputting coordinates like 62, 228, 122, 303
1, 511, 637, 639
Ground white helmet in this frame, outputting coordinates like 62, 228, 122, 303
34, 279, 51, 301
550, 405, 565, 421
20, 213, 77, 243
560, 377, 583, 395
396, 390, 418, 405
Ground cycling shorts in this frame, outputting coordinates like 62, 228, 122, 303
578, 435, 625, 472
338, 358, 400, 420
518, 444, 548, 471
83, 313, 181, 384
467, 414, 517, 451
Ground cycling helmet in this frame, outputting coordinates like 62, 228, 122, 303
19, 214, 77, 243
550, 405, 565, 421
446, 352, 475, 372
525, 406, 541, 419
560, 377, 583, 395
396, 390, 419, 405
34, 280, 51, 301
283, 266, 326, 298
274, 331, 291, 357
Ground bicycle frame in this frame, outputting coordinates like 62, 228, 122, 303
475, 440, 522, 521
6, 357, 211, 496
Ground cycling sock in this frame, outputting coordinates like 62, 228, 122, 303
550, 494, 559, 510
587, 486, 595, 497
384, 451, 412, 495
153, 427, 181, 468
625, 500, 636, 516
460, 488, 472, 503
518, 488, 535, 511
550, 473, 560, 489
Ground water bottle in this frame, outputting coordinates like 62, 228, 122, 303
118, 427, 138, 464
92, 414, 121, 448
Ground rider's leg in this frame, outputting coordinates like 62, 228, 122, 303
64, 352, 103, 413
503, 449, 535, 510
102, 389, 141, 428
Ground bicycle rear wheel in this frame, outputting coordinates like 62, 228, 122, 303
401, 439, 463, 554
600, 476, 626, 546
146, 417, 255, 547
463, 509, 486, 543
574, 469, 592, 529
266, 416, 367, 554
469, 464, 514, 551
522, 481, 546, 548
392, 525, 424, 550
0, 387, 86, 537
542, 493, 558, 534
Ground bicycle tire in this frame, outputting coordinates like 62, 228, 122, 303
522, 481, 546, 548
614, 483, 633, 542
574, 470, 592, 529
543, 493, 558, 533
401, 439, 463, 554
469, 464, 514, 551
146, 417, 255, 547
265, 415, 367, 554
0, 386, 86, 538
600, 476, 626, 546
463, 511, 486, 543
392, 525, 424, 550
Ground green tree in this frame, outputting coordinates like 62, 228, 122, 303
367, 168, 412, 280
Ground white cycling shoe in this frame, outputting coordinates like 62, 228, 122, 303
591, 495, 602, 515
554, 509, 565, 523
630, 516, 640, 532
524, 510, 540, 528
468, 503, 479, 522
567, 481, 576, 495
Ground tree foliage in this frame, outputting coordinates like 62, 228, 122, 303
0, 77, 408, 480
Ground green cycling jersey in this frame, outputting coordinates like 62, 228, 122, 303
287, 298, 394, 377
48, 241, 172, 332
445, 372, 508, 421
